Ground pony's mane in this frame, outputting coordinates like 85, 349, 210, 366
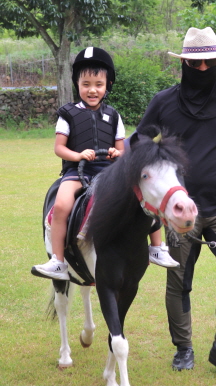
87, 126, 187, 248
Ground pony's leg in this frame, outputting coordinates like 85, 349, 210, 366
96, 284, 131, 386
54, 281, 73, 368
110, 284, 141, 386
103, 335, 130, 386
96, 275, 141, 386
111, 336, 130, 386
103, 349, 119, 386
80, 286, 95, 347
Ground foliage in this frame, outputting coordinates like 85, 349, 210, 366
0, 33, 182, 126
113, 0, 193, 36
113, 0, 158, 37
191, 0, 214, 12
0, 36, 49, 59
107, 50, 178, 126
0, 0, 117, 42
0, 0, 209, 107
178, 3, 216, 34
2, 0, 216, 119
0, 30, 184, 126
0, 0, 128, 106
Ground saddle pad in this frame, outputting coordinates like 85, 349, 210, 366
78, 195, 94, 240
45, 195, 94, 234
47, 205, 54, 226
43, 176, 98, 286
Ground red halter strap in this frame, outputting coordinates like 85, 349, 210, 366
159, 186, 188, 213
133, 185, 188, 224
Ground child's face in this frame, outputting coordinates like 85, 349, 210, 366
77, 70, 107, 110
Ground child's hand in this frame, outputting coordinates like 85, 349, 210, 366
80, 149, 96, 161
107, 147, 121, 159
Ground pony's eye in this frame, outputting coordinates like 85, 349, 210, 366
142, 173, 148, 180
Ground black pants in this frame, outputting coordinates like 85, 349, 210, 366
166, 216, 216, 349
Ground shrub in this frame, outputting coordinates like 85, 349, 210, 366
107, 50, 178, 126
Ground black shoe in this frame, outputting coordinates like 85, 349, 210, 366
209, 335, 216, 366
172, 348, 194, 371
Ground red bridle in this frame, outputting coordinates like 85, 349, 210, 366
133, 185, 188, 226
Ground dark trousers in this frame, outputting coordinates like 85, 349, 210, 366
166, 216, 216, 349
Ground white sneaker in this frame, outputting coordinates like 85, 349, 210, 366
149, 242, 180, 268
32, 254, 70, 280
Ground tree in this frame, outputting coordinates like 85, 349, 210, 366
191, 0, 215, 12
114, 0, 192, 37
0, 0, 120, 106
114, 0, 158, 37
178, 1, 216, 33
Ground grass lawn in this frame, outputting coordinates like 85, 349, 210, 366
0, 133, 216, 386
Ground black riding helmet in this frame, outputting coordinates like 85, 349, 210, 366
72, 47, 115, 98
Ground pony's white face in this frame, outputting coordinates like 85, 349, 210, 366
138, 161, 198, 233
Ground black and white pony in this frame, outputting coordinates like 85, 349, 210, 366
37, 126, 198, 386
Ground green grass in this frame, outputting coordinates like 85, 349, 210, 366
0, 32, 183, 63
0, 36, 51, 61
0, 117, 56, 140
0, 122, 135, 140
1, 136, 216, 386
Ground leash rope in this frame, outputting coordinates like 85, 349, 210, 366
183, 233, 216, 249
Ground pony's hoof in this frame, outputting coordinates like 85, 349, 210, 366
80, 334, 91, 348
57, 365, 66, 371
57, 359, 73, 369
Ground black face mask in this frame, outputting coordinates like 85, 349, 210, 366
178, 61, 216, 119
182, 60, 216, 90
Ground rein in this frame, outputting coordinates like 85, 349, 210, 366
133, 185, 188, 226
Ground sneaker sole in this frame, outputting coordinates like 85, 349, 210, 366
172, 356, 194, 371
149, 259, 180, 269
172, 360, 194, 371
31, 266, 70, 281
172, 365, 194, 371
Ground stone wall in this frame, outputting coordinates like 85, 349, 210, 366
0, 88, 58, 123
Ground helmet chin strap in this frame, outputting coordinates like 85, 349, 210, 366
79, 90, 109, 109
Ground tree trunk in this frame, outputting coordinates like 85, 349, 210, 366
55, 36, 74, 108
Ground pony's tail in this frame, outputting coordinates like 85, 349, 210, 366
45, 280, 75, 321
46, 284, 57, 320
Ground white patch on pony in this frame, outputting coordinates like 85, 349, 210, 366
80, 286, 95, 347
77, 239, 96, 279
54, 291, 73, 368
103, 350, 119, 386
110, 335, 130, 386
139, 161, 197, 233
139, 161, 180, 210
45, 229, 52, 255
111, 335, 129, 359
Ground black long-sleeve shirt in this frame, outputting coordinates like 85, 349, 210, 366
135, 84, 216, 217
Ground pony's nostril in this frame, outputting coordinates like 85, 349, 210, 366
185, 220, 192, 227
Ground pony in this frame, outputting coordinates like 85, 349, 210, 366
34, 126, 198, 386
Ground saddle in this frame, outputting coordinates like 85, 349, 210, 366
43, 177, 97, 286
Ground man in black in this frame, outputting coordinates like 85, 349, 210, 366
128, 27, 216, 370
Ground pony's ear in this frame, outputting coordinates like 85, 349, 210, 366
129, 125, 162, 149
139, 124, 161, 139
130, 132, 139, 148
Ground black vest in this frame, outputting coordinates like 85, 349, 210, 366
57, 102, 118, 153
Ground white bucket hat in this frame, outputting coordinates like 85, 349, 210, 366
168, 27, 216, 59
